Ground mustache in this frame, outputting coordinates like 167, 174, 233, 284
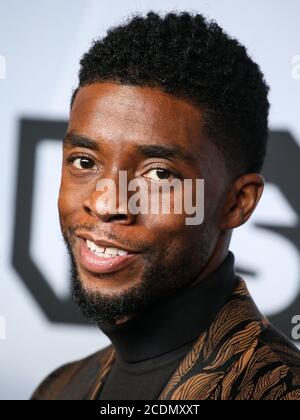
61, 223, 150, 252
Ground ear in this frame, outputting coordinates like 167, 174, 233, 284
219, 173, 264, 230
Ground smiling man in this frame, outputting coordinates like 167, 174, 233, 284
32, 12, 300, 400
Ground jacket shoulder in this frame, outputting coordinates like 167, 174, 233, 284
255, 324, 300, 400
31, 345, 113, 400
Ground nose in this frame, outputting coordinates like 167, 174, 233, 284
83, 178, 136, 225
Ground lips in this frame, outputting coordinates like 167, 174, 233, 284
78, 237, 140, 274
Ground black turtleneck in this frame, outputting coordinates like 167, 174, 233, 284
98, 251, 237, 400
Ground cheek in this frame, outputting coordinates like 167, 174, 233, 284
141, 212, 185, 233
134, 184, 206, 245
58, 175, 87, 223
136, 184, 193, 230
139, 212, 203, 251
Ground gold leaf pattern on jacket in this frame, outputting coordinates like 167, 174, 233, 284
263, 383, 287, 400
204, 322, 261, 371
220, 344, 257, 400
251, 365, 290, 400
171, 372, 223, 400
202, 300, 261, 361
235, 382, 255, 400
238, 345, 280, 390
280, 389, 300, 400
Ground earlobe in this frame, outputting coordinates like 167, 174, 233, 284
219, 173, 264, 230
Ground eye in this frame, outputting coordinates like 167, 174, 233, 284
70, 156, 97, 171
143, 168, 175, 181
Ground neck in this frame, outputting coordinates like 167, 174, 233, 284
191, 230, 232, 287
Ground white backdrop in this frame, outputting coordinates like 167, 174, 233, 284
0, 0, 300, 400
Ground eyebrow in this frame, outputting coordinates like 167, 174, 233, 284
137, 144, 195, 163
64, 132, 195, 163
64, 132, 99, 151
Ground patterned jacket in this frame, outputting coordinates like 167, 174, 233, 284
32, 278, 300, 400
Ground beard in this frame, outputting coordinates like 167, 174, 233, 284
62, 223, 212, 326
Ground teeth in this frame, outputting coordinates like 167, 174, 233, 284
118, 250, 128, 256
105, 247, 119, 256
86, 239, 105, 253
86, 240, 129, 257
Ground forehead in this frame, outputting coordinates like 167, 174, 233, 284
69, 82, 206, 153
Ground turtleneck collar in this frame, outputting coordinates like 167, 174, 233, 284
99, 251, 237, 363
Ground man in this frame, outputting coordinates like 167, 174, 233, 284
32, 12, 300, 400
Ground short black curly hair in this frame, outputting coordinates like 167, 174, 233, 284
73, 11, 270, 175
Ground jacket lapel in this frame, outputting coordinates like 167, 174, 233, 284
86, 346, 116, 400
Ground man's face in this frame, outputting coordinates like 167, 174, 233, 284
58, 82, 229, 324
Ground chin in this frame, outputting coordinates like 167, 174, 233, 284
76, 264, 142, 294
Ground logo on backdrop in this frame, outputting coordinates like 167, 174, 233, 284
12, 118, 300, 341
